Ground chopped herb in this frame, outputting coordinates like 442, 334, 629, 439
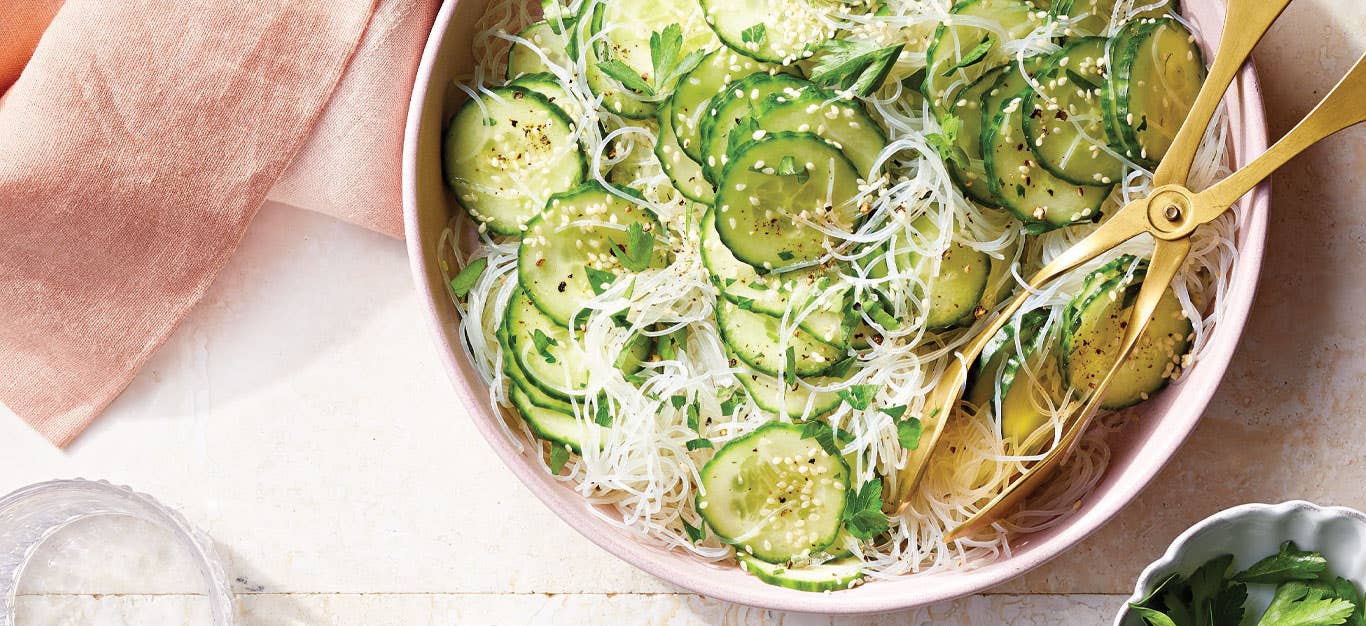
720, 392, 742, 416
924, 114, 968, 169
837, 384, 879, 410
1015, 183, 1027, 198
749, 282, 770, 291
449, 257, 488, 298
800, 420, 843, 457
828, 355, 857, 378
598, 58, 655, 95
548, 445, 570, 474
897, 417, 923, 450
682, 518, 705, 543
733, 295, 756, 310
531, 329, 559, 363
611, 222, 655, 272
809, 39, 905, 96
878, 405, 907, 420
687, 404, 700, 431
585, 265, 617, 295
670, 395, 687, 410
941, 35, 995, 77
595, 401, 613, 426
777, 250, 795, 261
741, 23, 766, 45
686, 437, 714, 450
541, 0, 576, 34
783, 346, 798, 386
842, 479, 890, 540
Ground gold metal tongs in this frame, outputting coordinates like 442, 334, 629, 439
889, 0, 1366, 539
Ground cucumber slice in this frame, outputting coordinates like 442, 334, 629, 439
864, 213, 991, 330
507, 21, 571, 80
1061, 257, 1193, 409
967, 309, 1065, 450
974, 56, 1047, 207
1022, 37, 1122, 186
700, 0, 843, 64
750, 87, 889, 181
923, 0, 1043, 114
978, 236, 1022, 308
737, 552, 865, 592
585, 0, 717, 120
518, 182, 669, 326
499, 326, 575, 414
1103, 17, 1205, 168
716, 298, 847, 377
672, 49, 786, 162
734, 365, 844, 419
1050, 0, 1171, 36
509, 384, 593, 452
509, 72, 582, 121
697, 422, 851, 563
714, 132, 862, 269
443, 87, 586, 236
983, 87, 1113, 230
655, 105, 716, 203
700, 208, 852, 345
504, 288, 652, 400
699, 73, 813, 182
947, 64, 1009, 207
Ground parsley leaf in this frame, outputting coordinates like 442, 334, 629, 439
897, 417, 923, 450
598, 58, 655, 95
809, 39, 905, 96
548, 445, 570, 474
531, 329, 559, 363
682, 518, 705, 543
720, 392, 742, 416
799, 420, 843, 458
449, 257, 488, 298
878, 405, 907, 420
686, 437, 714, 450
940, 35, 995, 77
1235, 542, 1329, 584
837, 384, 879, 410
924, 114, 969, 170
741, 23, 766, 45
842, 479, 890, 540
650, 23, 707, 93
611, 222, 655, 272
584, 265, 617, 295
595, 401, 613, 426
1259, 581, 1355, 626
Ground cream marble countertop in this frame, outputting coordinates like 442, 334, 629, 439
2, 2, 1362, 623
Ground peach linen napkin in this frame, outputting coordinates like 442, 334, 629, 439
0, 0, 440, 446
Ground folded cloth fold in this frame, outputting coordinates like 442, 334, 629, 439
0, 0, 439, 446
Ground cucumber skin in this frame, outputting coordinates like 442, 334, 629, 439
736, 553, 865, 592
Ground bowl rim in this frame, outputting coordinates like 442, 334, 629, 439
1114, 501, 1366, 626
402, 0, 1271, 614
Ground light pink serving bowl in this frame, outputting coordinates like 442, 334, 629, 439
402, 0, 1269, 614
